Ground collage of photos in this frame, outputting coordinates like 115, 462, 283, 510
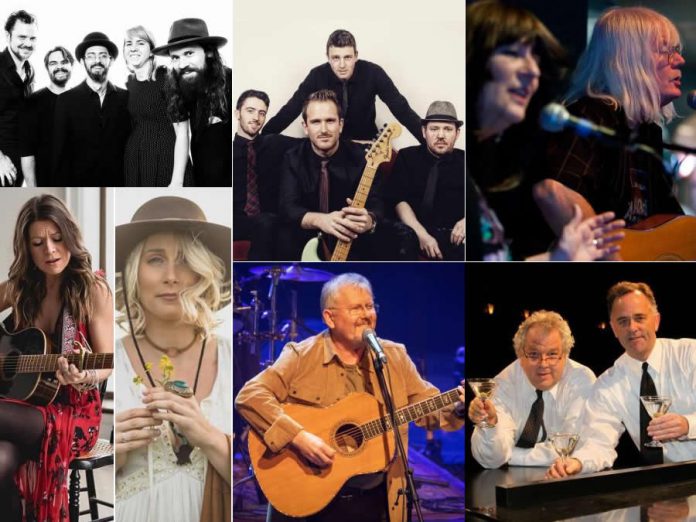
0, 0, 695, 521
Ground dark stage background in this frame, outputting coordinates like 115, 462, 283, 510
233, 262, 465, 474
465, 262, 695, 473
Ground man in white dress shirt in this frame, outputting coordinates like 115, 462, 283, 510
469, 310, 596, 468
547, 281, 696, 478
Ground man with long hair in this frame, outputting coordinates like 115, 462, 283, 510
154, 18, 231, 187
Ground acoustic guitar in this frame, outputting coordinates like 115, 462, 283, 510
0, 323, 113, 406
301, 123, 402, 261
618, 214, 696, 260
247, 387, 461, 517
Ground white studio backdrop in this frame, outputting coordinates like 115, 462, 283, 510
234, 0, 465, 149
2, 0, 233, 90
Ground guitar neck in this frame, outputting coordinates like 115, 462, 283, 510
8, 353, 114, 374
331, 165, 378, 261
361, 388, 461, 439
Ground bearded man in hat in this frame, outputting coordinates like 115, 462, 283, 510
0, 10, 38, 187
52, 31, 130, 186
155, 18, 231, 187
384, 100, 465, 260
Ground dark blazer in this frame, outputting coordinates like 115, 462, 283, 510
52, 80, 130, 186
263, 60, 422, 142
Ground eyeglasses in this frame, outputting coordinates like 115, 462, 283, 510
522, 349, 563, 365
328, 303, 379, 317
658, 44, 683, 65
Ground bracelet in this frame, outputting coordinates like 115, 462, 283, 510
72, 369, 100, 392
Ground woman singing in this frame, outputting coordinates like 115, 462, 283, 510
0, 193, 113, 521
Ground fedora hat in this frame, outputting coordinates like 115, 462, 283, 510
115, 197, 230, 283
421, 100, 463, 128
152, 18, 227, 56
75, 32, 119, 61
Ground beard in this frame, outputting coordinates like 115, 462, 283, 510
49, 69, 71, 88
86, 64, 108, 83
173, 66, 206, 103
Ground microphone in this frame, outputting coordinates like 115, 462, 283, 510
539, 103, 620, 143
362, 329, 387, 365
687, 90, 696, 110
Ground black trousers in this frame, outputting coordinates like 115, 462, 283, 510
267, 482, 388, 522
234, 213, 278, 260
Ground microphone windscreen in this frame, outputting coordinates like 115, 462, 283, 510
687, 90, 696, 110
539, 103, 569, 133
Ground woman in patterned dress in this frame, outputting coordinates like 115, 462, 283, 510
0, 194, 113, 521
123, 26, 193, 186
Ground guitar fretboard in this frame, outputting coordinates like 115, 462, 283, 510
332, 165, 378, 261
1, 353, 114, 373
360, 388, 461, 439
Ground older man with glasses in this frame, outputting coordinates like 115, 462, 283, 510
469, 310, 596, 469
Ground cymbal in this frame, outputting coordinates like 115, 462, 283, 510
249, 265, 333, 283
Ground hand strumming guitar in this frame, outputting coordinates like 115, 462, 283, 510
291, 429, 336, 468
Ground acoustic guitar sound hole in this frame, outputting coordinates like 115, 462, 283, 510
0, 351, 20, 380
334, 423, 364, 455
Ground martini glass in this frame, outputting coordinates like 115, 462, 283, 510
640, 396, 672, 447
550, 432, 579, 464
468, 378, 497, 428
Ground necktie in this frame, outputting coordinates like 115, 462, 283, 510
341, 81, 349, 117
640, 362, 663, 464
319, 160, 330, 214
516, 389, 547, 448
420, 159, 441, 225
243, 141, 260, 217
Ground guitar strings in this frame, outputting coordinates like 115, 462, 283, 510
0, 354, 113, 371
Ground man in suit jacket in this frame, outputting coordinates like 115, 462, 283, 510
52, 32, 129, 186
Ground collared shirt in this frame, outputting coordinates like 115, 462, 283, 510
263, 60, 423, 142
574, 338, 696, 473
471, 358, 596, 468
52, 79, 130, 186
233, 132, 300, 216
235, 330, 463, 522
278, 139, 384, 224
384, 144, 465, 228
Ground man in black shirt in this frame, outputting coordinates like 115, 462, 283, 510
154, 18, 231, 187
233, 89, 299, 259
385, 101, 464, 260
0, 10, 37, 186
263, 29, 422, 142
52, 32, 130, 186
278, 90, 384, 260
20, 46, 73, 186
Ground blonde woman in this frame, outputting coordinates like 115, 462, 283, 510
114, 196, 230, 522
123, 26, 192, 186
537, 6, 686, 232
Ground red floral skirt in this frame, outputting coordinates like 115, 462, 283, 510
14, 386, 102, 522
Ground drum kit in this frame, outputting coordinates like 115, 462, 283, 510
233, 264, 334, 379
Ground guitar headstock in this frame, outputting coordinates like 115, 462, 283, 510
365, 123, 402, 168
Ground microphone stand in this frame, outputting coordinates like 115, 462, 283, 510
662, 141, 696, 155
370, 350, 424, 522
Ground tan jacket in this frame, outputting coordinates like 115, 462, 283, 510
235, 330, 464, 522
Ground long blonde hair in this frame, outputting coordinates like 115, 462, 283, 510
564, 6, 681, 127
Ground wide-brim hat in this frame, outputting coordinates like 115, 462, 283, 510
421, 100, 463, 127
152, 18, 227, 56
75, 32, 119, 61
115, 196, 230, 283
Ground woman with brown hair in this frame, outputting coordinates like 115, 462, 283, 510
0, 193, 113, 521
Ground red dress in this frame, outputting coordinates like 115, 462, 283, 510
14, 317, 102, 522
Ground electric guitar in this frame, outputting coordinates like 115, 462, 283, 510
247, 387, 461, 517
0, 323, 113, 405
618, 214, 696, 260
301, 123, 402, 261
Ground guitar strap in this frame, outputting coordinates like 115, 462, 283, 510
59, 305, 77, 355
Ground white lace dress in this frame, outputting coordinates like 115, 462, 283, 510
115, 336, 231, 522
